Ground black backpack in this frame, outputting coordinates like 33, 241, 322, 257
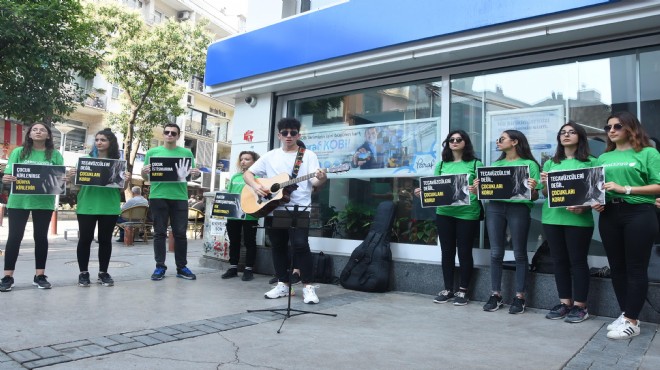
529, 240, 554, 274
340, 201, 395, 292
313, 251, 336, 284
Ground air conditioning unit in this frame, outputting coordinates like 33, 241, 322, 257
177, 10, 191, 21
186, 93, 194, 106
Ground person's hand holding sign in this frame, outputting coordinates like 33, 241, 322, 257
2, 174, 16, 184
175, 158, 191, 182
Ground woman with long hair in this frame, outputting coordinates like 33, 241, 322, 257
594, 111, 660, 339
69, 128, 124, 287
414, 130, 482, 305
541, 121, 596, 323
222, 151, 261, 281
0, 123, 64, 291
480, 129, 540, 314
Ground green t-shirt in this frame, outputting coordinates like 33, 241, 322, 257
145, 146, 196, 201
596, 147, 660, 204
4, 147, 64, 210
434, 159, 483, 221
541, 157, 596, 227
76, 156, 121, 215
227, 172, 257, 221
489, 157, 541, 209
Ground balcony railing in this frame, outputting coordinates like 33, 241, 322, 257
83, 94, 107, 110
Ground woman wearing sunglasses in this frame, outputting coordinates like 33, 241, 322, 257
594, 111, 660, 339
540, 122, 596, 323
480, 130, 540, 314
414, 130, 482, 306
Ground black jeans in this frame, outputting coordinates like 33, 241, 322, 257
265, 217, 312, 283
543, 224, 593, 303
435, 214, 478, 291
4, 208, 53, 271
77, 214, 117, 272
599, 202, 658, 320
226, 219, 258, 267
149, 199, 188, 269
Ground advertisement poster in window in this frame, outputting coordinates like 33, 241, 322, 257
300, 117, 440, 179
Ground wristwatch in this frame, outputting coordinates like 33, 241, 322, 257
625, 185, 632, 195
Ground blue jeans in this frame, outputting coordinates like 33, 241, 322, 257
485, 201, 531, 294
149, 199, 188, 269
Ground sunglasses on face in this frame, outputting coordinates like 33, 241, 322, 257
559, 130, 577, 136
604, 123, 623, 132
279, 130, 299, 137
163, 130, 178, 136
496, 137, 510, 143
448, 137, 463, 144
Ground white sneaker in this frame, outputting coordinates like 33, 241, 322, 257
264, 282, 293, 299
303, 284, 319, 304
607, 313, 626, 331
607, 319, 640, 339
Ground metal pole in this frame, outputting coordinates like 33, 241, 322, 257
209, 125, 220, 192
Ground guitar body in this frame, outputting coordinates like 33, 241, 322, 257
240, 173, 291, 218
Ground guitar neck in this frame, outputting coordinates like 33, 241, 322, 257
279, 170, 324, 188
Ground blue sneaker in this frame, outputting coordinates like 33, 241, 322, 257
151, 267, 166, 281
176, 267, 196, 280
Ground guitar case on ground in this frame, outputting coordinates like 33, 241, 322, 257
340, 201, 396, 293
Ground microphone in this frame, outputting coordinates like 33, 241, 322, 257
296, 140, 306, 148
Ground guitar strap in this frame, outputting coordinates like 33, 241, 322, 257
291, 146, 306, 178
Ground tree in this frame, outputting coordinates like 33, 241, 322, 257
0, 0, 103, 123
92, 1, 212, 183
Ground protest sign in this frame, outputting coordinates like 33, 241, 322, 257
212, 192, 244, 219
11, 164, 66, 195
419, 174, 471, 207
75, 158, 126, 187
477, 165, 531, 200
547, 167, 605, 207
149, 157, 192, 182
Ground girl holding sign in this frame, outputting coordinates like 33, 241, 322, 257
222, 151, 261, 281
69, 128, 124, 288
540, 122, 596, 323
594, 112, 660, 339
479, 130, 540, 314
0, 123, 64, 292
414, 130, 482, 306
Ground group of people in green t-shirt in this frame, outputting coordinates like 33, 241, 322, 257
415, 111, 660, 341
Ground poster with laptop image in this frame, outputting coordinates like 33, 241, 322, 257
11, 163, 66, 195
212, 192, 244, 219
547, 166, 605, 208
148, 157, 192, 182
74, 157, 127, 188
477, 165, 531, 200
419, 174, 471, 207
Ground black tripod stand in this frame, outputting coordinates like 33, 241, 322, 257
247, 205, 336, 333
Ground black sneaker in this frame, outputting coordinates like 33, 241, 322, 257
546, 303, 571, 320
176, 267, 197, 280
268, 276, 278, 284
433, 290, 454, 304
33, 275, 52, 289
509, 297, 526, 314
0, 275, 14, 292
151, 266, 166, 281
98, 272, 114, 287
78, 272, 91, 287
242, 270, 254, 281
564, 306, 589, 323
453, 291, 469, 306
221, 268, 238, 279
483, 294, 503, 312
291, 272, 301, 285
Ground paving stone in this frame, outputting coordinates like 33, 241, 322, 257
123, 329, 157, 338
105, 334, 135, 344
106, 342, 146, 352
173, 330, 206, 339
204, 321, 232, 331
132, 335, 163, 346
187, 320, 215, 327
168, 324, 196, 333
30, 346, 60, 359
0, 352, 12, 362
59, 347, 92, 361
148, 332, 178, 343
8, 350, 40, 363
88, 337, 119, 347
79, 344, 111, 356
241, 314, 275, 324
0, 360, 25, 369
51, 340, 93, 350
209, 315, 245, 325
156, 327, 182, 335
228, 320, 255, 329
22, 356, 69, 369
191, 325, 219, 334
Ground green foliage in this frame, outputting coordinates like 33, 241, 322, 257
326, 203, 374, 240
393, 217, 437, 244
0, 0, 104, 123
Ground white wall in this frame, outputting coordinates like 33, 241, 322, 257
245, 0, 287, 31
228, 93, 273, 173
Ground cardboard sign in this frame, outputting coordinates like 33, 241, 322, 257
75, 158, 127, 188
419, 174, 471, 207
149, 157, 192, 182
211, 192, 244, 219
11, 164, 66, 195
477, 165, 531, 200
547, 166, 605, 207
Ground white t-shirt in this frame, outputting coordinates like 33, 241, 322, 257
248, 148, 320, 212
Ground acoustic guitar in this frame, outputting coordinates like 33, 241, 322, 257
240, 164, 350, 218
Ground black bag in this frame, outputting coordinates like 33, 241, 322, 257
340, 201, 395, 292
314, 251, 336, 284
529, 240, 554, 274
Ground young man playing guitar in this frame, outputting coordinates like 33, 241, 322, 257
243, 118, 327, 303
